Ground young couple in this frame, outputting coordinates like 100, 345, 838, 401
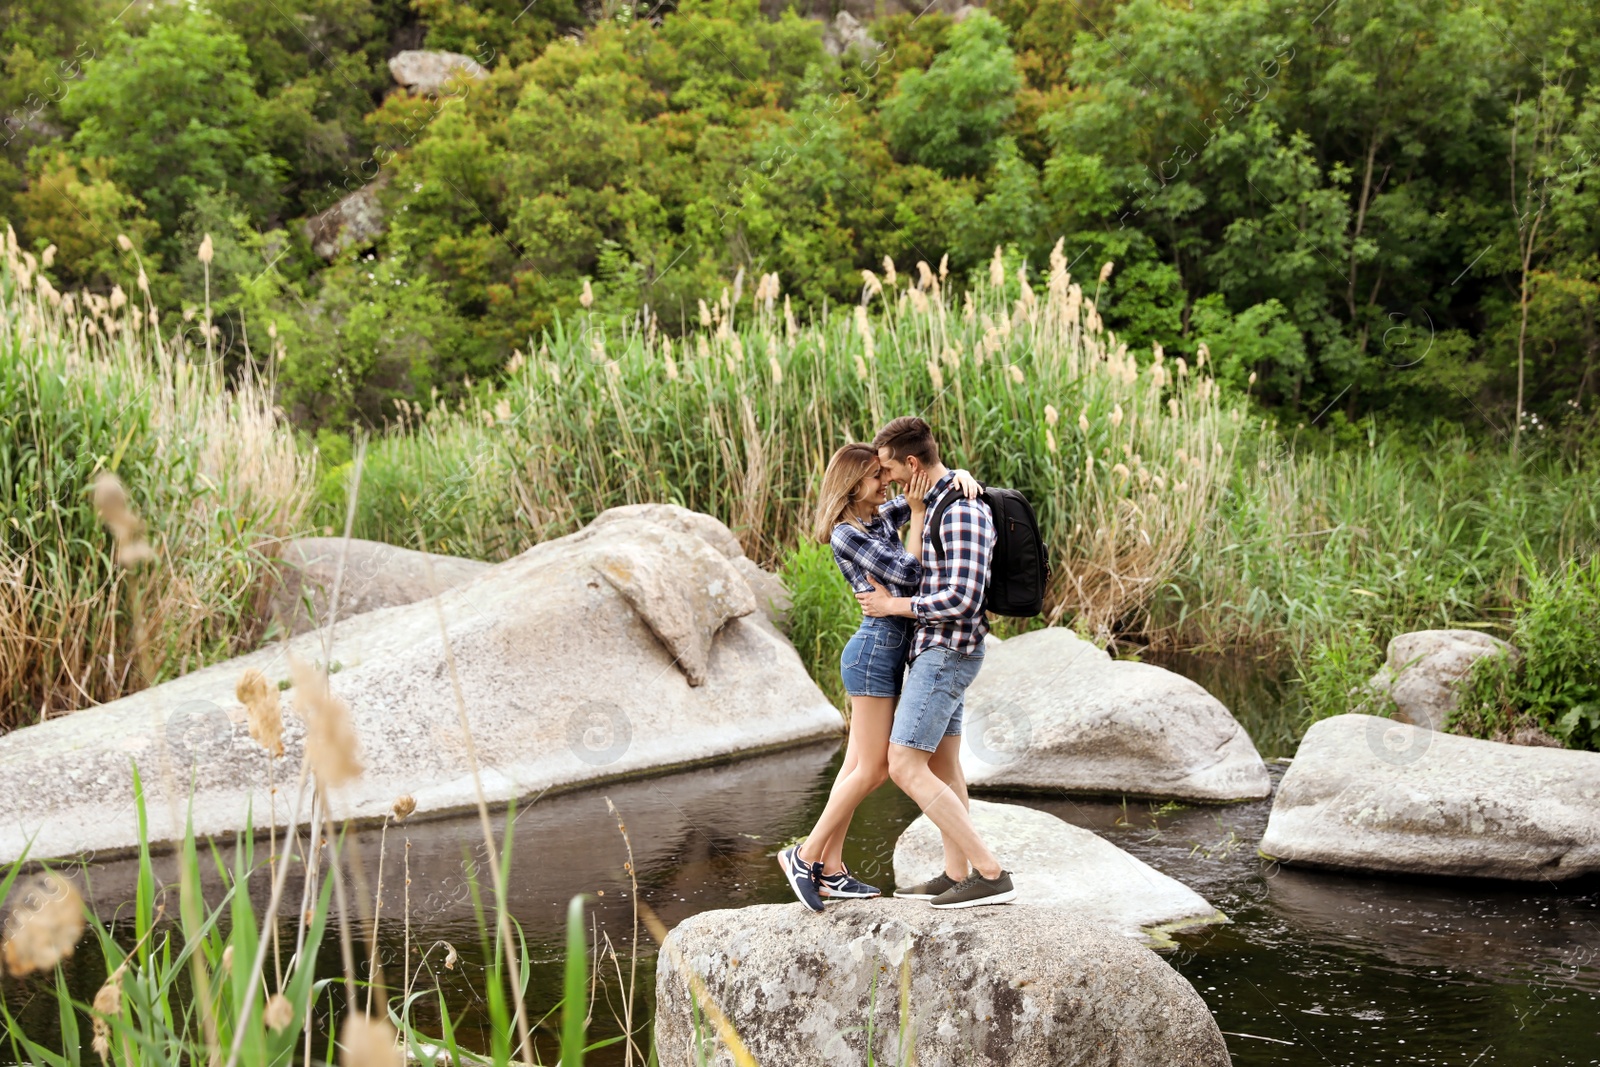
777, 416, 1015, 911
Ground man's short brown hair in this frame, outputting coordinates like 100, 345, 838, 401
873, 416, 940, 467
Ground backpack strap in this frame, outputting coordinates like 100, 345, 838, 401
925, 483, 965, 561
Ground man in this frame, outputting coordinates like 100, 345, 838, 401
857, 416, 1014, 908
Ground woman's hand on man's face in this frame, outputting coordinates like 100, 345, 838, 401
906, 468, 932, 510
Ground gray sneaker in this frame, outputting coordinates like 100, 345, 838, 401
929, 870, 1016, 909
892, 871, 962, 900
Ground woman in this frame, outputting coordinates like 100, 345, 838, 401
778, 443, 979, 911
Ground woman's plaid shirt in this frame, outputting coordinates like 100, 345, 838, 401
905, 470, 995, 659
830, 512, 921, 598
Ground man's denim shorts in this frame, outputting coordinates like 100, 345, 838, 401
839, 616, 913, 698
889, 644, 985, 753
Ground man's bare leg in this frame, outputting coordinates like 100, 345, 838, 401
927, 734, 971, 880
889, 742, 1001, 880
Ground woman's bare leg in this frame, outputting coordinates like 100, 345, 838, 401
797, 695, 893, 876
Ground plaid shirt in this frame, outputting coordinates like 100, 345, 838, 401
909, 470, 994, 659
831, 512, 921, 598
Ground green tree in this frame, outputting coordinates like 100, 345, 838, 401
880, 11, 1020, 178
58, 8, 282, 243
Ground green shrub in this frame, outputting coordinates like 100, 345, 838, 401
780, 539, 859, 716
1297, 623, 1392, 726
1458, 552, 1600, 751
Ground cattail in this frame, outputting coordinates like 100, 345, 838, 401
1196, 342, 1208, 369
237, 669, 284, 758
1111, 462, 1130, 479
1, 872, 85, 976
1084, 454, 1094, 477
1008, 364, 1024, 384
42, 243, 56, 268
769, 355, 783, 385
288, 656, 363, 788
264, 993, 294, 1032
109, 285, 126, 311
881, 255, 896, 288
1169, 397, 1180, 418
698, 299, 712, 327
116, 234, 133, 253
664, 343, 679, 381
1175, 356, 1188, 378
1078, 408, 1089, 433
198, 234, 213, 264
91, 964, 126, 1063
916, 260, 934, 289
1045, 428, 1057, 453
136, 268, 149, 294
1248, 371, 1258, 386
989, 247, 1005, 288
939, 254, 949, 281
853, 353, 869, 380
221, 945, 234, 973
860, 270, 882, 299
1110, 404, 1124, 429
1044, 404, 1059, 426
392, 795, 417, 821
962, 290, 975, 321
579, 279, 594, 308
1099, 261, 1114, 283
1214, 441, 1224, 456
92, 471, 155, 566
784, 294, 797, 340
908, 288, 928, 314
926, 359, 944, 392
495, 399, 512, 422
340, 1014, 402, 1067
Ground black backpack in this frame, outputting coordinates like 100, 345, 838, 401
927, 483, 1051, 617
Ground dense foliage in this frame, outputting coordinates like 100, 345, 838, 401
2, 0, 1597, 436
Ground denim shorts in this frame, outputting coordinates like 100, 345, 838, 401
839, 616, 913, 698
890, 645, 985, 753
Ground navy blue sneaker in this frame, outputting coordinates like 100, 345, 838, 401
818, 866, 880, 899
778, 845, 825, 912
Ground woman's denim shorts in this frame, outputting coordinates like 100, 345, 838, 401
839, 615, 913, 698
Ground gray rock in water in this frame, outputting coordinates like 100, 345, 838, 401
654, 900, 1233, 1067
1365, 629, 1519, 731
387, 50, 488, 95
267, 536, 488, 636
894, 799, 1226, 947
1259, 713, 1600, 881
302, 173, 389, 259
0, 507, 839, 865
959, 628, 1270, 802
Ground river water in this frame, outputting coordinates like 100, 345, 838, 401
31, 655, 1600, 1064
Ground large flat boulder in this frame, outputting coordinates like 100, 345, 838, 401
655, 900, 1232, 1067
959, 628, 1270, 802
266, 536, 489, 636
1259, 713, 1600, 881
1365, 629, 1518, 730
894, 800, 1225, 947
0, 507, 840, 865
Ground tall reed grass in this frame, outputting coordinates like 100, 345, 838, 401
338, 244, 1242, 643
0, 229, 313, 727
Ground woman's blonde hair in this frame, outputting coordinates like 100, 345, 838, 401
811, 443, 880, 543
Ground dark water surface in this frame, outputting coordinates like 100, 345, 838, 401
29, 657, 1600, 1065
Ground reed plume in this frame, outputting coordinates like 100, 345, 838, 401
1, 872, 85, 977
